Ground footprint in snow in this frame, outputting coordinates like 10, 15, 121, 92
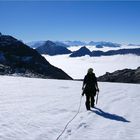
77, 122, 88, 129
59, 86, 69, 89
67, 129, 72, 135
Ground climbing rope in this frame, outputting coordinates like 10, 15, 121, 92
56, 95, 83, 140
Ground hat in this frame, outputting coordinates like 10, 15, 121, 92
88, 68, 93, 73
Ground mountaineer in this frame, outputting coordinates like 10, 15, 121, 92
82, 68, 99, 110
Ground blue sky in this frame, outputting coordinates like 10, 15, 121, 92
0, 1, 140, 44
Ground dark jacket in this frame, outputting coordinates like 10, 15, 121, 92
83, 73, 97, 96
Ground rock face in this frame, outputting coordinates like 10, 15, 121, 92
69, 47, 140, 57
0, 35, 72, 80
91, 48, 140, 57
103, 48, 140, 56
92, 50, 104, 56
70, 46, 91, 57
36, 40, 71, 55
98, 67, 140, 83
96, 44, 103, 48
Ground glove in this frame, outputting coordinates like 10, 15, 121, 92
82, 87, 85, 96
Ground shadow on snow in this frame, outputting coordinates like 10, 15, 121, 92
91, 107, 130, 123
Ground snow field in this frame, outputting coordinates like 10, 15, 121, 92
0, 76, 140, 140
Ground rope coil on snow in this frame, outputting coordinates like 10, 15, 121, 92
56, 95, 82, 140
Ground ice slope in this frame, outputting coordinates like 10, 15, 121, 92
0, 76, 140, 140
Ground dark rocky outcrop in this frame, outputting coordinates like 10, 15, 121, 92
92, 50, 104, 57
36, 40, 71, 55
128, 44, 140, 46
69, 47, 140, 57
70, 46, 91, 57
0, 35, 72, 80
92, 48, 140, 57
98, 67, 140, 83
96, 44, 103, 48
103, 48, 140, 56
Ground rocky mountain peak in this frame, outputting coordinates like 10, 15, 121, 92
0, 35, 72, 80
44, 40, 56, 47
0, 35, 19, 46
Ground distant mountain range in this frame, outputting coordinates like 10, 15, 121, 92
27, 40, 86, 48
93, 48, 140, 56
61, 41, 121, 47
128, 44, 140, 46
35, 40, 71, 55
98, 67, 140, 83
88, 41, 121, 47
27, 40, 122, 48
62, 40, 87, 46
0, 35, 72, 80
27, 41, 70, 48
1, 33, 140, 82
69, 46, 140, 57
26, 39, 140, 57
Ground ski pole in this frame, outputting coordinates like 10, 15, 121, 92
96, 91, 99, 105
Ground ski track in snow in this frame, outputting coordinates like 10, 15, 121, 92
0, 76, 140, 140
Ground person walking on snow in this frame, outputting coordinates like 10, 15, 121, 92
82, 68, 99, 110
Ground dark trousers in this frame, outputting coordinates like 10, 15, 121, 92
85, 94, 95, 110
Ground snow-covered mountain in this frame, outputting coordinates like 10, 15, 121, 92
0, 75, 140, 140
